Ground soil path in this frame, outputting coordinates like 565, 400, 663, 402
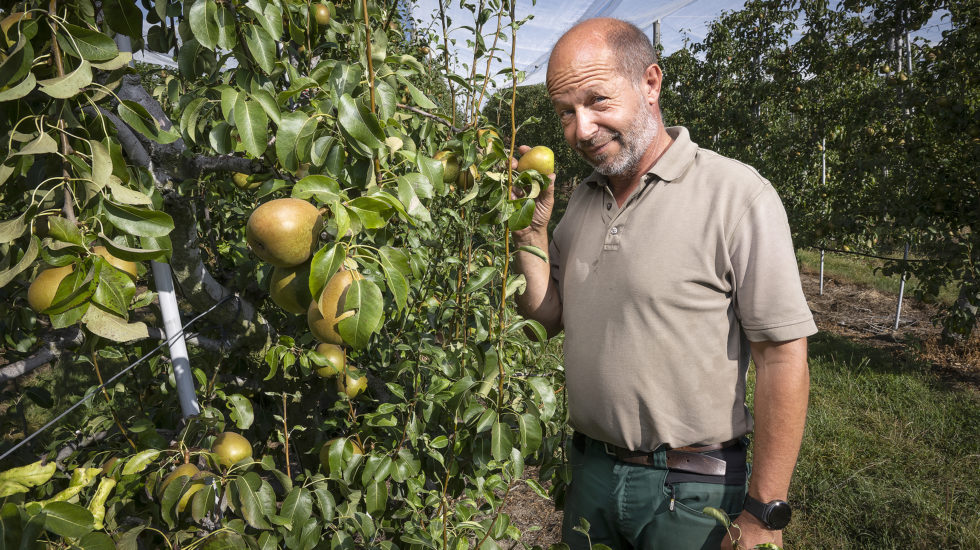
501, 269, 979, 548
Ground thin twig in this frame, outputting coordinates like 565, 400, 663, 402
396, 103, 461, 133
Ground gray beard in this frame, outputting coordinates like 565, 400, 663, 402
580, 108, 658, 177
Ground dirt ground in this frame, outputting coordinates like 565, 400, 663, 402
500, 269, 980, 548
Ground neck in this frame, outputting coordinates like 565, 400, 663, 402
606, 125, 674, 204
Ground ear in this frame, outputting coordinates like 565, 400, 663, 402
643, 63, 663, 106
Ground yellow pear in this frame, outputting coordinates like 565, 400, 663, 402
159, 463, 200, 496
314, 343, 345, 377
336, 368, 368, 398
433, 150, 459, 184
93, 246, 139, 279
269, 263, 313, 314
516, 146, 555, 175
308, 268, 363, 345
212, 432, 252, 469
28, 265, 73, 313
246, 199, 323, 267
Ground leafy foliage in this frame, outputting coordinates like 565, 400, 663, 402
0, 0, 566, 547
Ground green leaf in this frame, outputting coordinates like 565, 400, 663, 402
312, 483, 336, 521
396, 75, 437, 109
216, 6, 237, 49
491, 421, 514, 462
220, 86, 238, 120
292, 174, 340, 203
518, 413, 542, 455
528, 377, 557, 421
58, 24, 118, 62
91, 261, 135, 315
337, 94, 384, 151
103, 201, 175, 238
701, 506, 731, 528
91, 51, 133, 71
508, 198, 535, 231
279, 487, 313, 532
13, 132, 59, 156
0, 36, 32, 89
475, 409, 497, 433
0, 460, 57, 497
234, 95, 269, 158
117, 100, 179, 144
108, 179, 153, 205
365, 479, 387, 515
245, 24, 276, 74
0, 72, 35, 101
0, 235, 38, 288
337, 278, 384, 349
90, 140, 111, 189
189, 0, 219, 50
515, 245, 548, 262
275, 111, 307, 171
0, 208, 33, 244
347, 196, 391, 229
98, 233, 170, 262
78, 531, 115, 550
464, 266, 497, 293
227, 393, 254, 429
42, 502, 94, 539
103, 0, 144, 39
416, 153, 446, 195
234, 475, 273, 529
397, 177, 431, 223
122, 449, 161, 475
246, 0, 283, 39
378, 252, 408, 311
83, 307, 148, 342
309, 242, 343, 300
252, 88, 281, 126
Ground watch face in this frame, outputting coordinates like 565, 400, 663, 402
766, 501, 792, 530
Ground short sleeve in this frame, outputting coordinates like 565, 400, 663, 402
729, 185, 817, 342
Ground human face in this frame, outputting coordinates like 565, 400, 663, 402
548, 48, 659, 177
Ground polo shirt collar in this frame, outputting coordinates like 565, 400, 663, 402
583, 126, 698, 188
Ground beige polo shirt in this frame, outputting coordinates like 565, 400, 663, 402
550, 126, 817, 451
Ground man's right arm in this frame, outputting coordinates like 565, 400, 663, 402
510, 156, 563, 338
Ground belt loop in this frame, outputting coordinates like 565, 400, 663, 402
651, 446, 668, 469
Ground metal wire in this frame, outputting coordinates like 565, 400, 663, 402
0, 294, 237, 464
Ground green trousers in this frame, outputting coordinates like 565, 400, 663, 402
561, 434, 749, 550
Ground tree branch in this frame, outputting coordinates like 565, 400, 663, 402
188, 154, 266, 177
0, 322, 232, 385
396, 103, 462, 134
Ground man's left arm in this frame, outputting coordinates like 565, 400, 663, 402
723, 337, 810, 550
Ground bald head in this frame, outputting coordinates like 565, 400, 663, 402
548, 18, 658, 90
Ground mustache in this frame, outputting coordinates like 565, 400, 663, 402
576, 131, 620, 152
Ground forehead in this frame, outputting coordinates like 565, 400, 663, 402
547, 43, 624, 101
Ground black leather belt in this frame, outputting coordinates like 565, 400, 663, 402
572, 432, 742, 477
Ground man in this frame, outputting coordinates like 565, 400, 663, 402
511, 18, 816, 550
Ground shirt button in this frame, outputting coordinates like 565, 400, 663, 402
606, 203, 612, 210
610, 226, 619, 235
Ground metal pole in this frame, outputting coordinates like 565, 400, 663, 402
819, 249, 825, 296
151, 262, 200, 418
893, 242, 910, 331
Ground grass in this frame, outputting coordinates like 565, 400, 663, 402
797, 248, 959, 306
782, 331, 979, 549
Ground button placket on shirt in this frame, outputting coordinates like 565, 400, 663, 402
601, 176, 656, 251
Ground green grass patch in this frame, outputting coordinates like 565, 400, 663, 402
783, 331, 979, 549
797, 248, 958, 306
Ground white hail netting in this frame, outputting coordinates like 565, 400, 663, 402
408, 0, 738, 88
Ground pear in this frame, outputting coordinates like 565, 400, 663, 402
308, 268, 363, 345
269, 262, 313, 314
246, 198, 323, 267
516, 146, 555, 175
28, 265, 73, 313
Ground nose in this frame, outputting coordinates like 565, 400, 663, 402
573, 108, 599, 144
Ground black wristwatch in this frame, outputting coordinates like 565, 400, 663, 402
742, 495, 792, 530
